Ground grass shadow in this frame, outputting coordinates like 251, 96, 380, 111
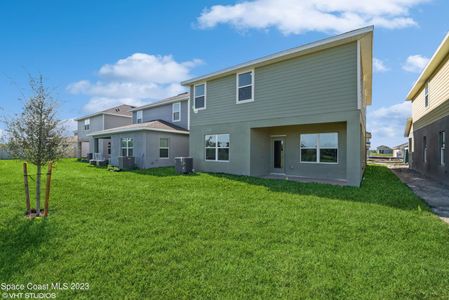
206, 165, 429, 212
127, 167, 199, 177
0, 216, 54, 281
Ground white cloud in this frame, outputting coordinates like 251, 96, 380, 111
60, 118, 77, 136
367, 101, 411, 148
373, 58, 389, 72
67, 53, 203, 113
197, 0, 430, 35
402, 54, 430, 73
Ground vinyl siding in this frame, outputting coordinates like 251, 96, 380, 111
133, 101, 188, 129
104, 114, 132, 130
412, 53, 449, 127
190, 42, 358, 126
77, 115, 103, 142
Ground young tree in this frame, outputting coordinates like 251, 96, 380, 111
5, 75, 67, 216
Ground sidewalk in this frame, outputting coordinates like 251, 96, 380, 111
390, 166, 449, 224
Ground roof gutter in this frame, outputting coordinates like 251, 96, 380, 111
87, 127, 189, 137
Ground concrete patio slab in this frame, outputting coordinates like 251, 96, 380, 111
390, 166, 449, 224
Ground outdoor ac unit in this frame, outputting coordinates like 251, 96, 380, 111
118, 156, 135, 170
175, 157, 193, 174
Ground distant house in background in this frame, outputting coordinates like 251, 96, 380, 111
393, 142, 408, 159
63, 136, 78, 158
405, 31, 448, 184
376, 145, 393, 155
74, 104, 135, 159
0, 144, 10, 160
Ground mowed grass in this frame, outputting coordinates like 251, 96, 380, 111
1, 160, 449, 299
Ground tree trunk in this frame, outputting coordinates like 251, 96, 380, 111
36, 164, 42, 215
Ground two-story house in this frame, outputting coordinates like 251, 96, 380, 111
88, 93, 189, 169
75, 104, 135, 159
181, 27, 373, 186
405, 31, 449, 184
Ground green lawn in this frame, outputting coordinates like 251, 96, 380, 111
1, 160, 449, 299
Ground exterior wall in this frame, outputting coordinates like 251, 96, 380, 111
133, 101, 189, 129
411, 115, 449, 185
250, 122, 347, 180
109, 131, 189, 169
104, 115, 132, 130
188, 41, 365, 186
190, 111, 363, 186
77, 115, 103, 142
412, 54, 449, 127
190, 42, 358, 126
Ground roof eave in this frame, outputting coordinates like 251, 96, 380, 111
406, 31, 449, 101
129, 97, 189, 112
181, 26, 374, 86
88, 127, 189, 137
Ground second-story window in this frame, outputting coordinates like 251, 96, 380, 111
194, 83, 206, 110
84, 119, 90, 130
237, 70, 254, 103
136, 110, 143, 124
172, 102, 181, 122
424, 83, 429, 108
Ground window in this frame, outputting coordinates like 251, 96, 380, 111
159, 138, 169, 159
205, 134, 230, 161
194, 83, 206, 110
440, 131, 446, 166
423, 136, 427, 163
121, 138, 133, 157
172, 102, 181, 122
84, 119, 90, 130
236, 70, 254, 103
136, 110, 143, 124
424, 83, 429, 108
300, 133, 338, 163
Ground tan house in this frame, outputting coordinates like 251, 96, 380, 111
405, 31, 449, 184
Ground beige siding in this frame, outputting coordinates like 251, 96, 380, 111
412, 54, 449, 126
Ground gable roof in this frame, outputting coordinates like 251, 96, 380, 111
75, 104, 135, 121
129, 92, 189, 112
88, 119, 189, 137
181, 26, 373, 104
406, 31, 449, 101
376, 145, 392, 150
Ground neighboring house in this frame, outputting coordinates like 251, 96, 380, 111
392, 143, 408, 159
405, 31, 449, 184
181, 26, 373, 187
0, 144, 10, 160
63, 136, 78, 158
88, 93, 190, 169
74, 104, 135, 159
376, 145, 393, 155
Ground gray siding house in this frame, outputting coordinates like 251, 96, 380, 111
88, 93, 189, 169
75, 104, 135, 159
182, 27, 373, 186
405, 31, 449, 185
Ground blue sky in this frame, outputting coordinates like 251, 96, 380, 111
0, 0, 448, 147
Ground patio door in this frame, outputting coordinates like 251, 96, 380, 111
271, 137, 285, 174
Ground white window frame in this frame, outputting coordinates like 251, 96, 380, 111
84, 118, 90, 130
120, 138, 134, 157
159, 138, 169, 159
172, 102, 181, 122
300, 133, 339, 164
136, 110, 143, 124
205, 134, 230, 162
424, 83, 429, 108
440, 131, 446, 166
236, 69, 254, 104
193, 83, 207, 111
